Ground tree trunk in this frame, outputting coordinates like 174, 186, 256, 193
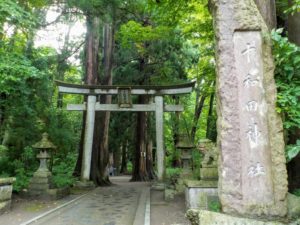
73, 15, 100, 180
113, 145, 122, 175
146, 127, 156, 179
206, 92, 217, 141
253, 0, 277, 30
57, 23, 73, 108
131, 95, 149, 181
120, 141, 128, 174
90, 23, 114, 185
191, 95, 206, 142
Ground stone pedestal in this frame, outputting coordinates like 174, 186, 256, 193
28, 170, 52, 197
0, 177, 15, 214
28, 169, 70, 200
185, 180, 218, 210
186, 210, 294, 225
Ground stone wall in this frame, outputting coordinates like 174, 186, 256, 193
0, 177, 15, 214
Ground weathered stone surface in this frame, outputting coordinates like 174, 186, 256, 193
287, 193, 300, 218
209, 0, 288, 218
185, 186, 218, 210
186, 209, 200, 225
200, 168, 218, 180
187, 210, 286, 225
164, 188, 176, 201
185, 180, 218, 188
0, 185, 13, 202
0, 177, 16, 185
185, 180, 218, 210
0, 200, 11, 214
0, 177, 15, 214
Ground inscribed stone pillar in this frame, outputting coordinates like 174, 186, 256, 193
81, 95, 96, 181
155, 95, 165, 181
209, 0, 288, 218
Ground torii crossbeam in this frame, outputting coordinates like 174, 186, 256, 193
56, 80, 195, 182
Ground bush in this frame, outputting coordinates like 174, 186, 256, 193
126, 161, 133, 174
0, 146, 38, 192
166, 167, 182, 185
272, 29, 300, 161
208, 200, 221, 212
293, 189, 300, 197
51, 153, 77, 188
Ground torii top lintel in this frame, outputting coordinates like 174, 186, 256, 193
55, 80, 195, 96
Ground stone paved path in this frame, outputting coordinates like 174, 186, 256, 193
29, 176, 149, 225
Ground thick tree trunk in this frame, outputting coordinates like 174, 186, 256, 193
253, 0, 277, 30
131, 96, 149, 181
90, 23, 114, 185
73, 15, 100, 180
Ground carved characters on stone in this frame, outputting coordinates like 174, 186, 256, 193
241, 42, 256, 63
243, 68, 260, 88
247, 163, 265, 178
246, 100, 258, 112
246, 119, 261, 145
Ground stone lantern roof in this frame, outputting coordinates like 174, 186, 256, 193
32, 133, 56, 149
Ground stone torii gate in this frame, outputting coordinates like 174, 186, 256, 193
56, 81, 195, 182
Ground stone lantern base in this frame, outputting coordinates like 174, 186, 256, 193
27, 170, 69, 200
28, 169, 52, 198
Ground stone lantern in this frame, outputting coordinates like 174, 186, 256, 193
176, 134, 194, 172
28, 133, 56, 198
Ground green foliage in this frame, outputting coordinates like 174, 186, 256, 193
166, 167, 182, 181
286, 140, 300, 162
293, 189, 300, 197
0, 3, 81, 190
208, 200, 221, 212
0, 146, 38, 192
272, 29, 300, 131
272, 29, 300, 161
117, 20, 171, 48
127, 161, 133, 174
285, 0, 300, 14
166, 167, 182, 185
51, 153, 77, 188
0, 0, 36, 29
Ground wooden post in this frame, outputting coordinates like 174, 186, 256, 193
81, 95, 96, 181
155, 96, 165, 181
